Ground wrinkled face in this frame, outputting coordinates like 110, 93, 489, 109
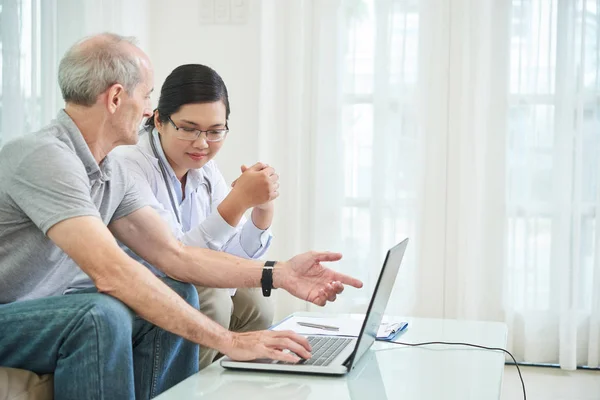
111, 57, 154, 145
155, 102, 228, 177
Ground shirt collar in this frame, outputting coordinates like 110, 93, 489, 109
56, 110, 112, 182
150, 128, 178, 183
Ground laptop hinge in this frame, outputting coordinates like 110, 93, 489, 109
343, 353, 355, 367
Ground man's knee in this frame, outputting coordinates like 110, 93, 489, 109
76, 294, 135, 344
163, 279, 199, 310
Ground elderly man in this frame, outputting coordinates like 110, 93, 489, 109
0, 33, 362, 400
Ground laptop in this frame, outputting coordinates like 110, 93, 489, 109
220, 238, 409, 375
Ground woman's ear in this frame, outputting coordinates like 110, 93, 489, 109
154, 110, 162, 130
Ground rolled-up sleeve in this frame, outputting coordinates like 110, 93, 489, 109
233, 219, 272, 258
183, 209, 238, 249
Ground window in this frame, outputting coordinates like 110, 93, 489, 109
0, 0, 55, 148
507, 0, 600, 312
339, 0, 420, 312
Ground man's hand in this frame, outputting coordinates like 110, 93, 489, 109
222, 330, 312, 363
275, 252, 363, 306
230, 163, 279, 210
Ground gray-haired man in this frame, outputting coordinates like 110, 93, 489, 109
0, 33, 362, 399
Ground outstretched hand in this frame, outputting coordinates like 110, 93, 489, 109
278, 252, 363, 306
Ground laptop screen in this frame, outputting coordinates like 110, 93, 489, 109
346, 238, 409, 369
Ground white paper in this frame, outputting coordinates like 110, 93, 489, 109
271, 315, 405, 338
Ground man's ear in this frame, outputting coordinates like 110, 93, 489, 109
106, 84, 124, 114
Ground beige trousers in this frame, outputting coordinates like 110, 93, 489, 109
195, 286, 274, 370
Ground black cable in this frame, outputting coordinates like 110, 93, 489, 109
375, 339, 526, 400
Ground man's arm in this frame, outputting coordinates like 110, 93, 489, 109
48, 215, 312, 363
110, 206, 363, 306
109, 206, 265, 287
48, 216, 233, 347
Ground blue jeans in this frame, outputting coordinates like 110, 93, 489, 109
0, 277, 199, 399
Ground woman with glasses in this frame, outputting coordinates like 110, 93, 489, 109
112, 64, 276, 370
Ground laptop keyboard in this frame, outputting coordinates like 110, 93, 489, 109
283, 336, 352, 366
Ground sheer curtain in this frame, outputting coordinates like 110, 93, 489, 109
506, 0, 600, 369
0, 0, 57, 147
261, 0, 600, 369
310, 0, 423, 316
0, 0, 148, 148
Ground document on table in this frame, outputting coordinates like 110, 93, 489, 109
271, 315, 408, 340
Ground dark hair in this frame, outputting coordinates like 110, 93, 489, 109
145, 64, 230, 131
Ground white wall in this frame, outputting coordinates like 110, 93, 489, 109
147, 0, 263, 184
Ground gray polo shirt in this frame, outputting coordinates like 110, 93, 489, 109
0, 110, 148, 303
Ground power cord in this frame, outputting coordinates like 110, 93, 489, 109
375, 339, 526, 400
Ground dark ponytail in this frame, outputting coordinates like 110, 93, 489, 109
145, 64, 230, 131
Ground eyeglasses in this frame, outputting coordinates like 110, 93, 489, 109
167, 116, 229, 142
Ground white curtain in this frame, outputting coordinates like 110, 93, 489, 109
0, 0, 148, 148
505, 0, 600, 370
260, 0, 600, 369
0, 0, 56, 146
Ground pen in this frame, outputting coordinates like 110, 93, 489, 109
297, 321, 340, 331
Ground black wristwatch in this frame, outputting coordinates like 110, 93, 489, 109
261, 261, 276, 297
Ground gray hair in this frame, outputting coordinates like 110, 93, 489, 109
58, 33, 142, 107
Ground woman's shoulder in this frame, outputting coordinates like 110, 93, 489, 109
111, 149, 159, 188
111, 134, 157, 171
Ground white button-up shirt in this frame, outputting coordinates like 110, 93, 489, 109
112, 130, 272, 295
